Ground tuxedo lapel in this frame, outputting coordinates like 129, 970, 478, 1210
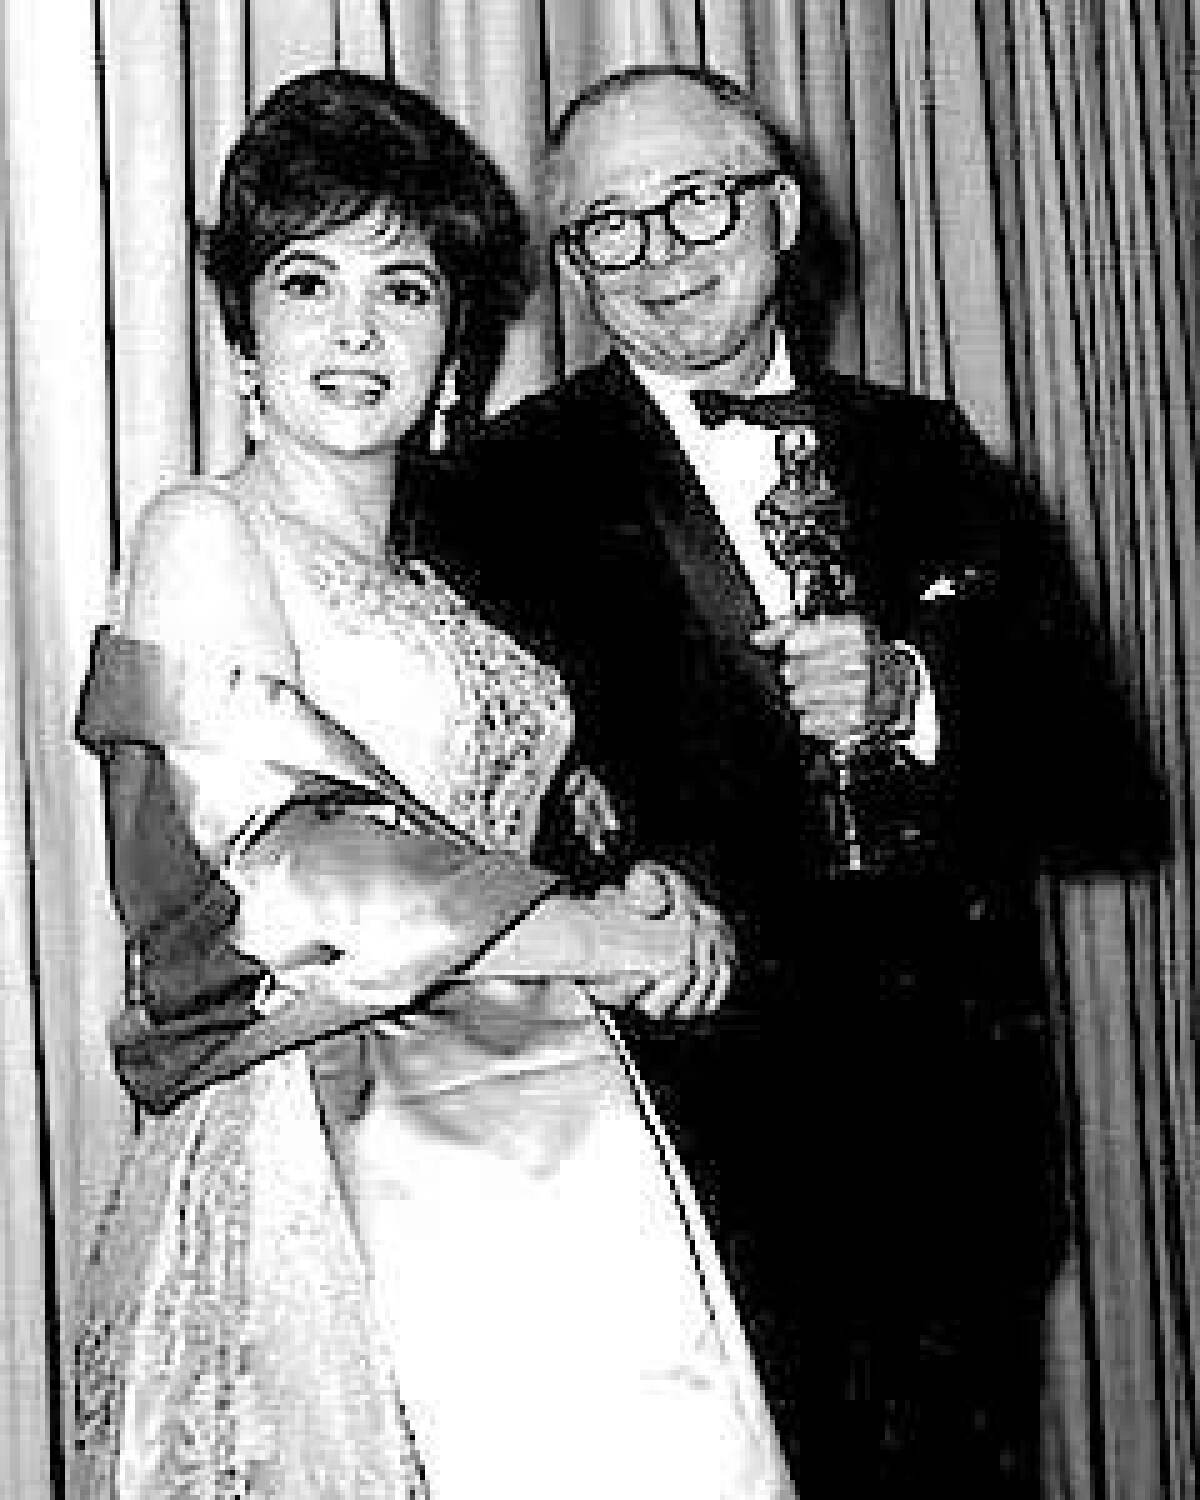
597, 357, 788, 710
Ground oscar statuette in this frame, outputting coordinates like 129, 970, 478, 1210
756, 425, 917, 876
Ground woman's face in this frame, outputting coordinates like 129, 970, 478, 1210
251, 210, 451, 457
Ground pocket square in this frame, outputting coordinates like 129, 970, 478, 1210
919, 568, 980, 602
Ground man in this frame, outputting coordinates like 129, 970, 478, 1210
412, 65, 1163, 1491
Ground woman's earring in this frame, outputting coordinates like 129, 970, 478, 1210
238, 354, 266, 445
429, 365, 460, 453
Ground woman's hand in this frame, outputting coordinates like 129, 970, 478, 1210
589, 862, 736, 1021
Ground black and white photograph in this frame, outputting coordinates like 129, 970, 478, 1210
0, 3, 1196, 1496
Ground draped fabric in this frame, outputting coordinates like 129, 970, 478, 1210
0, 2, 1193, 1495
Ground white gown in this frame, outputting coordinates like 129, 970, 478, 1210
74, 491, 796, 1499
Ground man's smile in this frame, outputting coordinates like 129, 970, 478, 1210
640, 276, 721, 312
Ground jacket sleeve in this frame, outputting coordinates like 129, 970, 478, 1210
884, 399, 1171, 880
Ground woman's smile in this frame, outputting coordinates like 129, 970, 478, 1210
312, 367, 393, 406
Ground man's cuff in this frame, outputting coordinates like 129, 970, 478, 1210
890, 639, 938, 764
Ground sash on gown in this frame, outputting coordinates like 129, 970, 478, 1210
76, 626, 560, 1111
76, 627, 695, 1113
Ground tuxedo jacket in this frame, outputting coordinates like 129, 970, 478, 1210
407, 353, 1169, 1312
407, 352, 1172, 1486
411, 354, 1163, 1035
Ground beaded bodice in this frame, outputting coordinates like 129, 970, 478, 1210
243, 491, 574, 857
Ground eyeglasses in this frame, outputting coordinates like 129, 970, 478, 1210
559, 170, 780, 273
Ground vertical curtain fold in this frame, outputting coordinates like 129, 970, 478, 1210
248, 0, 335, 106
4, 0, 129, 1486
435, 0, 561, 406
336, 0, 389, 77
189, 0, 251, 476
893, 0, 950, 400
105, 6, 195, 544
793, 0, 860, 372
840, 0, 908, 388
385, 0, 440, 96
926, 0, 1012, 442
0, 12, 53, 1487
980, 3, 1200, 1495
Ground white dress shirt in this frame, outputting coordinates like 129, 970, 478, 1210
633, 338, 798, 618
628, 338, 938, 762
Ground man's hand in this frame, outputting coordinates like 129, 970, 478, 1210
752, 611, 873, 742
752, 612, 917, 745
590, 862, 735, 1021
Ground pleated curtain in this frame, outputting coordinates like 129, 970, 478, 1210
0, 3, 1194, 1496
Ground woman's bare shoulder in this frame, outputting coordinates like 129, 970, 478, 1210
129, 473, 253, 557
123, 471, 293, 667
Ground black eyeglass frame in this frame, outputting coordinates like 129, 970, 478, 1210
557, 169, 782, 273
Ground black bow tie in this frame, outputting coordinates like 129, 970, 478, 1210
690, 387, 828, 431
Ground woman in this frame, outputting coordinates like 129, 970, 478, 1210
73, 70, 793, 1498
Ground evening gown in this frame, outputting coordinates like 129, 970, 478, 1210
73, 484, 794, 1499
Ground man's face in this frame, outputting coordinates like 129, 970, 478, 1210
555, 80, 796, 378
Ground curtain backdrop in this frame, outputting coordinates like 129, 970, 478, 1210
0, 3, 1194, 1496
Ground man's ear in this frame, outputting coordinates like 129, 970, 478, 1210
554, 239, 593, 303
772, 174, 805, 254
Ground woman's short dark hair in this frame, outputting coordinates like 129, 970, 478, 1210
205, 68, 533, 425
